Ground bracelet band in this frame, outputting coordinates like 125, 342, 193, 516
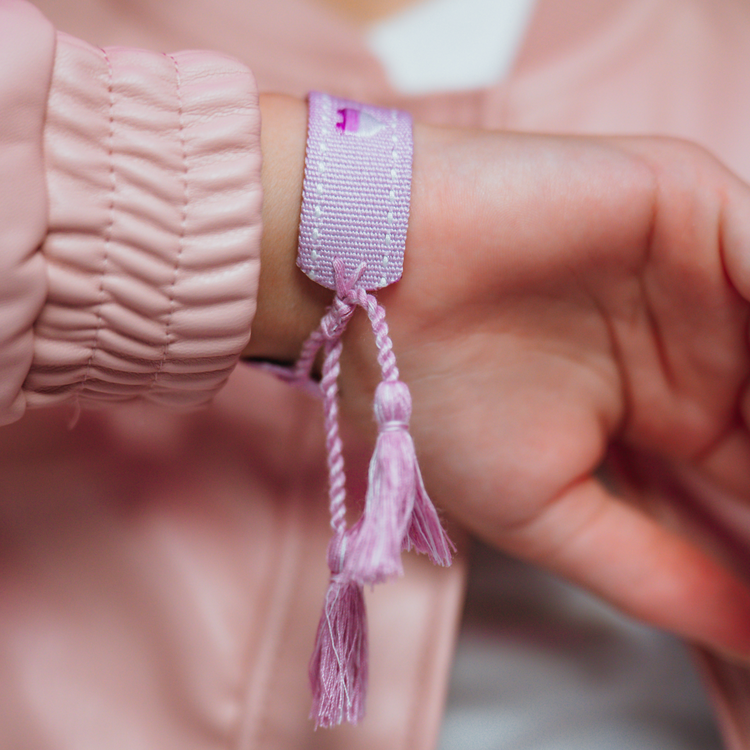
297, 91, 413, 291
297, 92, 453, 729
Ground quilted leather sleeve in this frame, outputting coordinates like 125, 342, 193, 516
0, 0, 55, 425
24, 32, 262, 409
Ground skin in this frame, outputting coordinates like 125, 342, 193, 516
249, 94, 750, 664
311, 0, 424, 25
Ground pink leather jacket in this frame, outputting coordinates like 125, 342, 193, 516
0, 3, 464, 749
0, 1, 262, 422
2, 0, 750, 748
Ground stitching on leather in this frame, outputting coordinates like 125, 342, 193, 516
79, 47, 115, 399
152, 53, 188, 390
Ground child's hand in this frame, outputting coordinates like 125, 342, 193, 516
341, 130, 750, 663
248, 97, 750, 663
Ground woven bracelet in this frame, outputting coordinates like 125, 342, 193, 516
291, 91, 454, 728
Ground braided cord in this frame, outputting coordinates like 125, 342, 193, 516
296, 261, 406, 538
321, 335, 348, 536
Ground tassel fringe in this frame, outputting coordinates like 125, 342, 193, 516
309, 574, 368, 727
303, 260, 453, 727
404, 464, 455, 566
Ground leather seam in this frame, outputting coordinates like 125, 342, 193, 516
79, 46, 115, 400
153, 53, 188, 389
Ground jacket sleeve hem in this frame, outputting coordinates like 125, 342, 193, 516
24, 33, 263, 410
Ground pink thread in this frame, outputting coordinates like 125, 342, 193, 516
344, 379, 417, 583
321, 338, 347, 535
404, 465, 455, 566
305, 259, 453, 726
298, 261, 365, 532
308, 574, 367, 727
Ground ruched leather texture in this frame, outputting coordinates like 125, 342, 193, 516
25, 32, 262, 409
0, 0, 54, 425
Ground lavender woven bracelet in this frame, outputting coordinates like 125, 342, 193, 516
296, 92, 453, 729
297, 91, 412, 290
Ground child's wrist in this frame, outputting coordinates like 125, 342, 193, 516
242, 95, 446, 381
242, 93, 333, 364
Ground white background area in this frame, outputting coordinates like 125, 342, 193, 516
365, 0, 537, 94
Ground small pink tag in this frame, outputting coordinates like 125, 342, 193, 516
336, 108, 386, 138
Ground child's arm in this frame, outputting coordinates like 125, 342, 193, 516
250, 95, 750, 665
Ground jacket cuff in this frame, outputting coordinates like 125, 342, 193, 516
0, 1, 55, 425
25, 32, 262, 409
